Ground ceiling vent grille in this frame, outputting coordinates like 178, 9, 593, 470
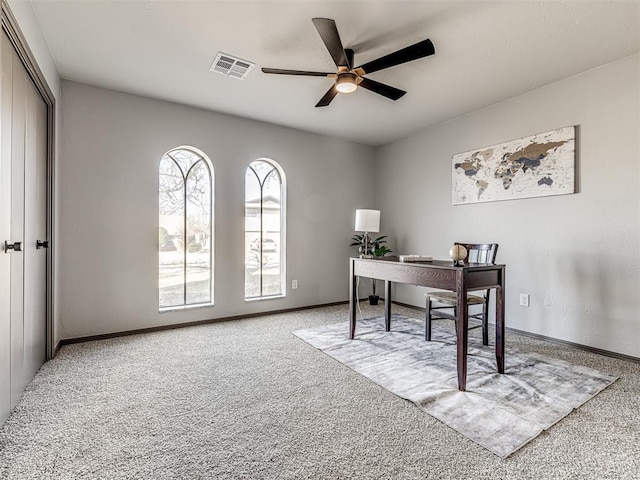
210, 52, 254, 79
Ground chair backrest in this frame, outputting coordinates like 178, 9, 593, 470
455, 243, 498, 264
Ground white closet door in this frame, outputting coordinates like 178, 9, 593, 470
8, 33, 26, 408
0, 30, 48, 421
23, 60, 47, 383
0, 30, 13, 424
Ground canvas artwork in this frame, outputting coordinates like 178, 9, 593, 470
452, 126, 575, 205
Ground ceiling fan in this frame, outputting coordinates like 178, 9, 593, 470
261, 18, 435, 107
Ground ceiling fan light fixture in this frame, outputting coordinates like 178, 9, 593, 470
335, 72, 358, 93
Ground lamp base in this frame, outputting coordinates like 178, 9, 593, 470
360, 254, 373, 259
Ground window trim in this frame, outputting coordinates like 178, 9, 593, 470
158, 145, 214, 310
244, 158, 286, 301
159, 302, 214, 314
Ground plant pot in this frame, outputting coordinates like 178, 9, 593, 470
368, 295, 379, 306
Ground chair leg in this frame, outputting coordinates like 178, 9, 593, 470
425, 297, 432, 341
482, 301, 489, 346
452, 306, 457, 333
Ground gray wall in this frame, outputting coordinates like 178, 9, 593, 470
59, 81, 375, 339
376, 54, 639, 358
58, 55, 640, 357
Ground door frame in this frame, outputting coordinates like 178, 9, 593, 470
2, 1, 55, 360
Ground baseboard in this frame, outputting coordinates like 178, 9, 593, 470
505, 327, 640, 364
391, 301, 640, 364
58, 300, 351, 347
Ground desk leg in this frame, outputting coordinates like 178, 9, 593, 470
456, 271, 469, 391
349, 260, 357, 339
384, 280, 391, 331
495, 268, 505, 373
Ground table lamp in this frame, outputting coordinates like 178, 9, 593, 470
355, 209, 380, 258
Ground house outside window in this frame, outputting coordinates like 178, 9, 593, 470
245, 159, 285, 299
159, 147, 213, 309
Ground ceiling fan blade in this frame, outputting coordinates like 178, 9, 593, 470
358, 77, 406, 101
261, 68, 333, 77
356, 39, 435, 75
315, 85, 339, 107
312, 18, 351, 70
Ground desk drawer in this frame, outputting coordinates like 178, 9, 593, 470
466, 269, 501, 290
354, 261, 457, 290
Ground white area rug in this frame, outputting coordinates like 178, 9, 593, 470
293, 316, 617, 458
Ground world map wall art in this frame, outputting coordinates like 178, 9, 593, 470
452, 126, 575, 205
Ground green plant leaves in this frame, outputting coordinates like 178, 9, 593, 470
350, 234, 393, 256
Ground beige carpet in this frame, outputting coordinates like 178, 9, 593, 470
0, 304, 638, 479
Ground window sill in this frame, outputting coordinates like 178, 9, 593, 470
244, 294, 286, 303
159, 302, 214, 313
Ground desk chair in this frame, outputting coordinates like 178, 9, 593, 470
425, 243, 498, 345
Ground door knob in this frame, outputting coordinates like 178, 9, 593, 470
4, 241, 22, 252
36, 240, 49, 249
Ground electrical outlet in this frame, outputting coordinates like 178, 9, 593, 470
292, 280, 298, 290
519, 293, 530, 307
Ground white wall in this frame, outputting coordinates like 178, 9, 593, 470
376, 54, 640, 358
59, 81, 375, 339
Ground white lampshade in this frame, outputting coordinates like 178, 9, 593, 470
355, 209, 380, 233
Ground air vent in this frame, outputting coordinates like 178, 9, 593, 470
210, 52, 255, 79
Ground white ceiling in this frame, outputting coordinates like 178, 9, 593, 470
29, 0, 640, 146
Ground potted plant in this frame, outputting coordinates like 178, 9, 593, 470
350, 235, 393, 305
350, 234, 389, 257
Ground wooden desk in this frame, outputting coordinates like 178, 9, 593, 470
349, 257, 505, 391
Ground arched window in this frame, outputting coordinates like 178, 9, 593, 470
159, 147, 213, 309
245, 159, 286, 299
